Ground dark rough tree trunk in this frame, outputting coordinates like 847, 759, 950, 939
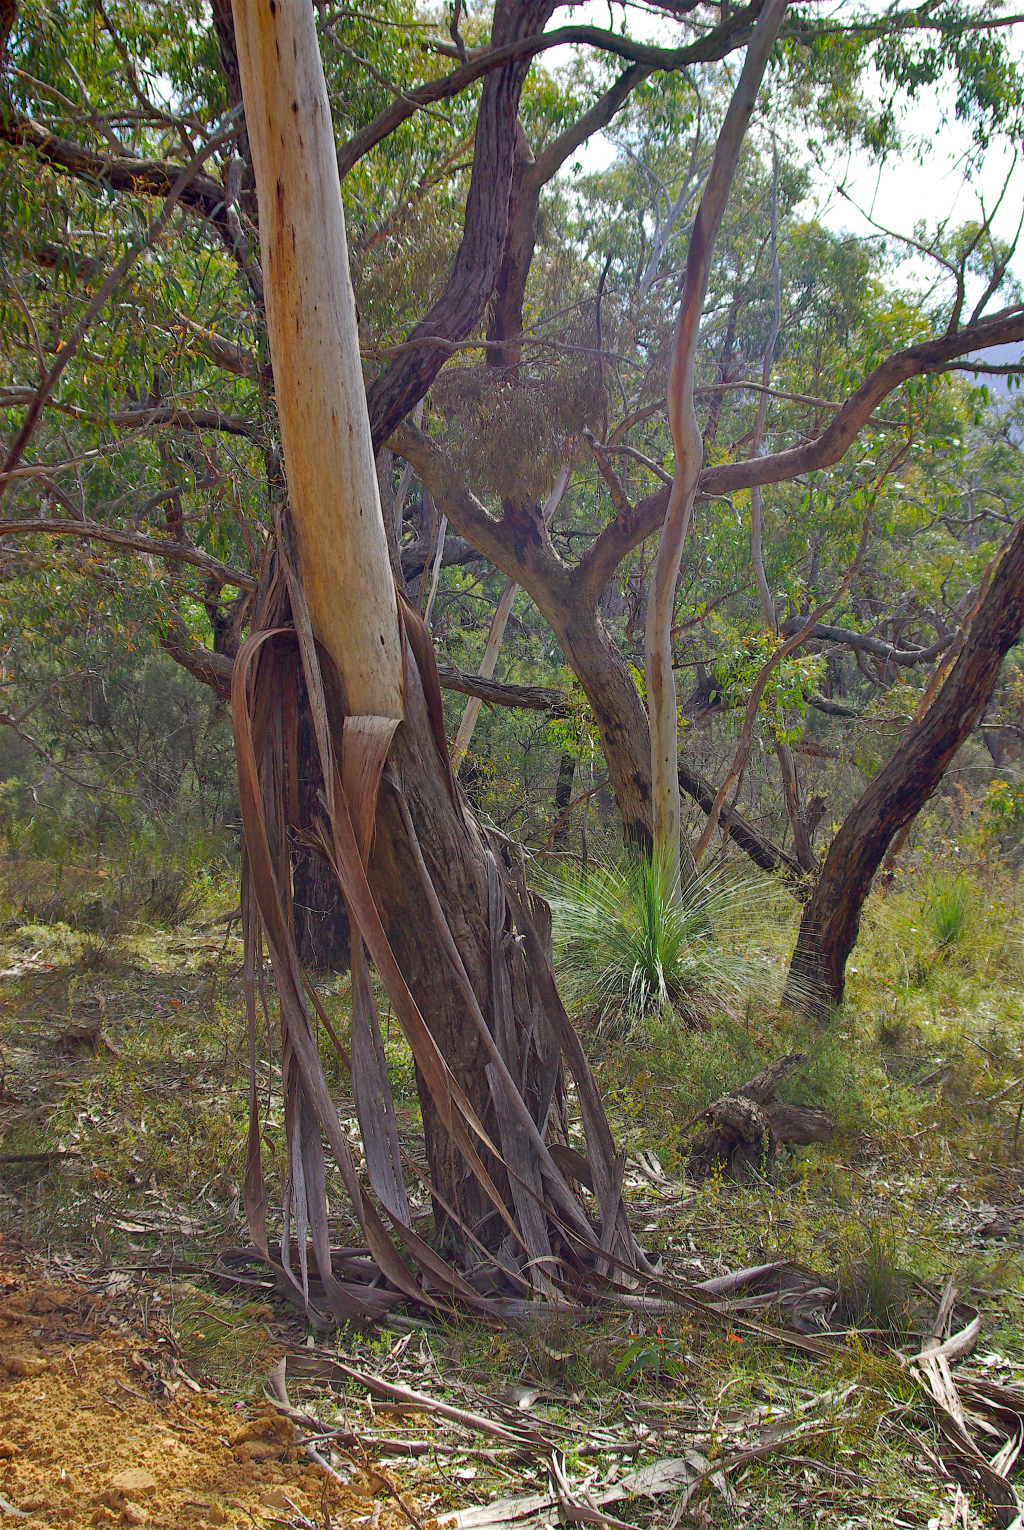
293, 701, 351, 972
550, 750, 576, 848
549, 598, 656, 851
397, 427, 807, 877
0, 0, 16, 65
786, 514, 1024, 1016
367, 660, 564, 1235
365, 0, 557, 450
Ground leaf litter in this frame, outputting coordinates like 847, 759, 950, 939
3, 918, 1024, 1525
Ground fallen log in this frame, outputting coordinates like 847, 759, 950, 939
686, 1053, 833, 1179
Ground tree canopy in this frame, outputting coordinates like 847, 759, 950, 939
3, 0, 1024, 986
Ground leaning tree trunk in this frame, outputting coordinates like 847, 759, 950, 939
228, 0, 644, 1320
547, 594, 803, 878
548, 597, 656, 851
398, 431, 806, 881
786, 514, 1024, 1017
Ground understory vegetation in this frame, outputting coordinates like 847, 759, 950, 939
2, 795, 1023, 1525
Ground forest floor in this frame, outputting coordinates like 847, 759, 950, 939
1, 871, 1023, 1529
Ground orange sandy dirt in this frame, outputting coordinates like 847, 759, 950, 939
0, 1241, 421, 1529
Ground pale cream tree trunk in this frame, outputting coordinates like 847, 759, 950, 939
644, 0, 789, 893
227, 0, 645, 1283
231, 0, 402, 720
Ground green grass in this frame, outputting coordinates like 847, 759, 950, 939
923, 872, 980, 953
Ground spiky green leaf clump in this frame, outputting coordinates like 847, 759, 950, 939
546, 855, 769, 1036
923, 873, 979, 952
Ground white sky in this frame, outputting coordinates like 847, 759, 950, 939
545, 4, 1024, 319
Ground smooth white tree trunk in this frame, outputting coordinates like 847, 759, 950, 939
644, 0, 789, 894
230, 0, 403, 719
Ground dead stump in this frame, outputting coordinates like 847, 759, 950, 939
686, 1053, 833, 1180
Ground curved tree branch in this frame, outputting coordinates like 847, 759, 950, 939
786, 619, 953, 666
0, 114, 236, 239
0, 389, 255, 436
389, 418, 568, 591
336, 14, 761, 179
646, 0, 790, 893
335, 2, 999, 178
578, 304, 1024, 600
0, 114, 243, 500
0, 515, 257, 590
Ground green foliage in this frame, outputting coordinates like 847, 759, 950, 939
922, 873, 979, 954
615, 1327, 688, 1387
836, 1219, 914, 1341
546, 855, 769, 1036
711, 630, 826, 744
2, 0, 1024, 1047
982, 776, 1024, 832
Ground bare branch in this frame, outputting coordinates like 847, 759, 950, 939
579, 304, 1024, 597
336, 13, 762, 179
0, 114, 234, 235
0, 711, 101, 793
0, 514, 257, 590
438, 664, 566, 714
0, 388, 255, 436
173, 315, 262, 380
786, 619, 953, 667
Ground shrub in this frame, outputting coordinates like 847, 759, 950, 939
923, 874, 979, 954
836, 1218, 914, 1340
546, 854, 769, 1036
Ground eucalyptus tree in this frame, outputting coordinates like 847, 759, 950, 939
0, 0, 813, 1301
388, 5, 1024, 1011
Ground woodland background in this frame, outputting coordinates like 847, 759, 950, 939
3, 0, 1024, 1523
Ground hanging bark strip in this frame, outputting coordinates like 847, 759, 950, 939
645, 0, 789, 894
231, 541, 654, 1317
